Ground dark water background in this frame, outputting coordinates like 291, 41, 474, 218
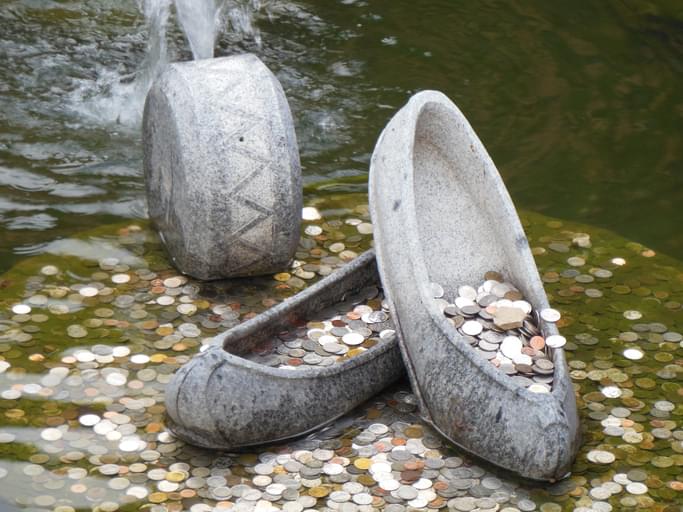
0, 0, 681, 272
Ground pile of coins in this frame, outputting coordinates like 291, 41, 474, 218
244, 287, 395, 369
0, 202, 682, 512
432, 273, 566, 393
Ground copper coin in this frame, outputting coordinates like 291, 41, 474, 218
530, 336, 545, 350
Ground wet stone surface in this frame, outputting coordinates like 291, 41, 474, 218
0, 195, 681, 511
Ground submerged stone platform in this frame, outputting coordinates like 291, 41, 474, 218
0, 196, 680, 511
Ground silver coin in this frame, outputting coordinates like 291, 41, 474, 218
462, 320, 483, 336
342, 332, 365, 346
430, 283, 444, 299
539, 308, 561, 322
545, 335, 566, 348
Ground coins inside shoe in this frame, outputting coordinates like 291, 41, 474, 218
433, 273, 564, 393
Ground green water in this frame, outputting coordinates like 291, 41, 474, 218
1, 1, 682, 510
0, 0, 682, 272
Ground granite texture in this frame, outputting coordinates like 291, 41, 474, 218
368, 91, 580, 481
165, 251, 404, 449
143, 54, 302, 280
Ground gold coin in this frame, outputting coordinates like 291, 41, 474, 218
166, 471, 187, 482
156, 326, 174, 336
651, 456, 673, 468
29, 454, 49, 464
149, 492, 168, 503
404, 426, 423, 438
357, 474, 376, 486
347, 348, 366, 358
141, 320, 159, 330
353, 458, 371, 470
237, 454, 258, 465
308, 486, 330, 498
635, 378, 656, 389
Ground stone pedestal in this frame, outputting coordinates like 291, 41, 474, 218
143, 54, 302, 280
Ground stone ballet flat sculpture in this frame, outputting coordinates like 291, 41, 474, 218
164, 251, 404, 449
143, 54, 302, 281
368, 90, 580, 481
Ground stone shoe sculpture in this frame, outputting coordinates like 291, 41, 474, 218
369, 90, 580, 481
165, 251, 404, 449
143, 54, 302, 280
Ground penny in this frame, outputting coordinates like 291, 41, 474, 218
529, 336, 545, 350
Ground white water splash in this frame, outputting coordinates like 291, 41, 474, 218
223, 0, 263, 47
68, 0, 172, 127
174, 0, 220, 60
174, 0, 264, 59
136, 0, 173, 98
69, 0, 262, 128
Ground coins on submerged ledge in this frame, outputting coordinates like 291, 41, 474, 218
244, 287, 395, 369
432, 274, 565, 392
1, 204, 682, 512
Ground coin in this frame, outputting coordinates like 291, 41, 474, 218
357, 223, 373, 235
625, 482, 648, 495
11, 304, 31, 315
79, 414, 100, 426
112, 273, 131, 284
545, 335, 566, 348
462, 320, 483, 336
623, 348, 643, 360
79, 286, 99, 297
540, 308, 561, 322
163, 277, 184, 288
302, 207, 321, 221
342, 332, 365, 346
